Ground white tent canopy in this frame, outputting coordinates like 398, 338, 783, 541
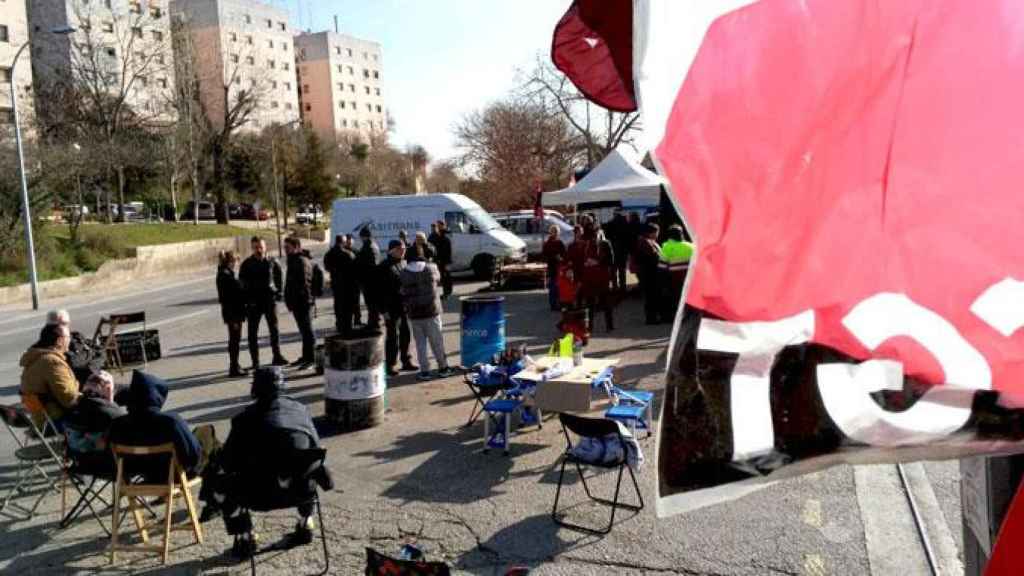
542, 149, 666, 206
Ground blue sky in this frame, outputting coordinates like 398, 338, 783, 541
279, 0, 573, 162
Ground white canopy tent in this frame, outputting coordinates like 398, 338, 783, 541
542, 148, 666, 207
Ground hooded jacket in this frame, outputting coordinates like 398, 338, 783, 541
400, 260, 442, 319
108, 371, 201, 481
20, 346, 80, 422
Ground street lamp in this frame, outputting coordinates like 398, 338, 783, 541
10, 25, 75, 310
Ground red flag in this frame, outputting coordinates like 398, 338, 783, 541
551, 0, 636, 113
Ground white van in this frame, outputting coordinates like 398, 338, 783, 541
331, 194, 526, 278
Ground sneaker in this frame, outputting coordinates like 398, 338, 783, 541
416, 371, 435, 382
401, 362, 419, 372
437, 367, 457, 378
231, 534, 258, 560
386, 366, 400, 377
287, 517, 315, 547
271, 356, 290, 367
229, 366, 247, 378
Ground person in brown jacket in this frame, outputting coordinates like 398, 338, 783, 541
20, 323, 80, 427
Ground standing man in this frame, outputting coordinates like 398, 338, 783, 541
658, 225, 694, 323
377, 240, 416, 376
606, 211, 631, 292
429, 221, 454, 299
239, 237, 288, 369
634, 223, 664, 324
284, 237, 316, 370
323, 234, 357, 335
400, 244, 455, 381
356, 227, 381, 329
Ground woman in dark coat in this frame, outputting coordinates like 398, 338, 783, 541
216, 251, 247, 377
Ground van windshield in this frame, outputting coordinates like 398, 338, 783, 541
466, 208, 501, 232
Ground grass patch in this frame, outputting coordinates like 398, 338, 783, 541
0, 223, 270, 288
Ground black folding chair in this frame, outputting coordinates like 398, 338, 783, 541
0, 402, 65, 520
238, 448, 331, 576
551, 413, 644, 535
59, 424, 117, 534
462, 366, 515, 427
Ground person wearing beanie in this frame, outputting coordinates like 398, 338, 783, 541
204, 367, 328, 557
400, 243, 455, 381
377, 240, 416, 376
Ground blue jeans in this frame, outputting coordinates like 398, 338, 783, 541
548, 275, 560, 311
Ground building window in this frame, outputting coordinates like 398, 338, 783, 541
285, 102, 292, 110
284, 82, 291, 90
271, 80, 277, 89
267, 39, 274, 48
363, 51, 368, 59
102, 22, 114, 33
373, 70, 379, 79
282, 62, 289, 71
0, 68, 11, 83
281, 42, 287, 51
337, 83, 343, 91
129, 2, 142, 14
131, 27, 143, 39
347, 66, 353, 75
302, 84, 309, 94
341, 119, 348, 127
336, 65, 342, 73
150, 6, 163, 18
304, 103, 311, 112
158, 78, 168, 88
265, 19, 272, 29
229, 32, 237, 42
234, 76, 241, 85
271, 100, 279, 108
245, 56, 254, 65
244, 14, 252, 24
105, 47, 116, 57
245, 35, 253, 45
267, 60, 276, 69
376, 105, 382, 113
373, 54, 378, 61
363, 69, 369, 79
347, 48, 353, 56
279, 22, 287, 31
350, 100, 356, 109
348, 84, 354, 92
230, 54, 239, 63
250, 78, 256, 87
375, 87, 380, 96
335, 47, 341, 55
353, 120, 359, 128
156, 54, 165, 64
364, 86, 370, 95
0, 25, 8, 43
339, 101, 345, 109
137, 76, 148, 87
152, 30, 163, 41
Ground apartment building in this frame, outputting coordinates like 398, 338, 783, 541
0, 0, 36, 129
170, 0, 299, 132
294, 31, 386, 143
27, 0, 176, 122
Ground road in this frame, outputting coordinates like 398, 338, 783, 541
0, 261, 967, 575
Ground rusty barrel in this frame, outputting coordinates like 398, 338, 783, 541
323, 331, 386, 430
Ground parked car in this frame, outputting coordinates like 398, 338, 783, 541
492, 210, 574, 258
119, 204, 146, 222
233, 202, 270, 221
183, 201, 216, 220
295, 204, 324, 225
63, 204, 90, 219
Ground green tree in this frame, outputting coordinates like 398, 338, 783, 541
288, 130, 336, 214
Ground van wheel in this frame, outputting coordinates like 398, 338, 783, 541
472, 255, 496, 280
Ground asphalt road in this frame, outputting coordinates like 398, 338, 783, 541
0, 260, 967, 575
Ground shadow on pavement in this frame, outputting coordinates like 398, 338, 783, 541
455, 512, 601, 573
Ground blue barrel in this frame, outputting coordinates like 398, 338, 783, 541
461, 296, 506, 366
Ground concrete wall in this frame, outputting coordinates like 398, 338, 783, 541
0, 236, 252, 306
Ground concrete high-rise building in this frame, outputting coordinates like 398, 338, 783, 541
294, 31, 386, 143
0, 0, 36, 131
27, 0, 176, 122
170, 0, 300, 132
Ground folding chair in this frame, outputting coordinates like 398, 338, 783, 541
463, 366, 515, 427
94, 312, 148, 375
237, 448, 331, 576
110, 443, 203, 565
59, 424, 117, 535
0, 400, 65, 520
603, 386, 655, 438
551, 413, 643, 535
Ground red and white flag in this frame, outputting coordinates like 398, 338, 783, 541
554, 0, 1024, 531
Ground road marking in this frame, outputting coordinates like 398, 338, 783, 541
802, 554, 827, 576
854, 465, 931, 575
148, 309, 210, 329
802, 499, 823, 528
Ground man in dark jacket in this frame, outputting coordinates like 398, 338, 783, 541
206, 367, 329, 556
604, 211, 631, 292
356, 228, 381, 328
323, 234, 358, 336
378, 240, 415, 376
428, 221, 453, 298
239, 237, 288, 368
634, 223, 664, 324
400, 244, 455, 381
108, 371, 202, 483
284, 237, 316, 369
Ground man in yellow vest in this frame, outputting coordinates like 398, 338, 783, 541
658, 225, 694, 323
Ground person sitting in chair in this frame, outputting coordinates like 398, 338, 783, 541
65, 370, 125, 472
108, 371, 202, 483
204, 367, 330, 558
20, 323, 80, 428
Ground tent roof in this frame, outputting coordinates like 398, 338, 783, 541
543, 148, 665, 206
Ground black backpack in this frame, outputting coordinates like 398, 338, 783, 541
311, 263, 325, 299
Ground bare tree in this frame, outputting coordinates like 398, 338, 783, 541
170, 11, 275, 224
454, 97, 583, 210
34, 0, 176, 222
520, 54, 641, 168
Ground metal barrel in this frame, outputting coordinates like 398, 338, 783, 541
323, 332, 386, 430
460, 296, 506, 367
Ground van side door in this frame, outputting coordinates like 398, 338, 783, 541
444, 210, 480, 271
